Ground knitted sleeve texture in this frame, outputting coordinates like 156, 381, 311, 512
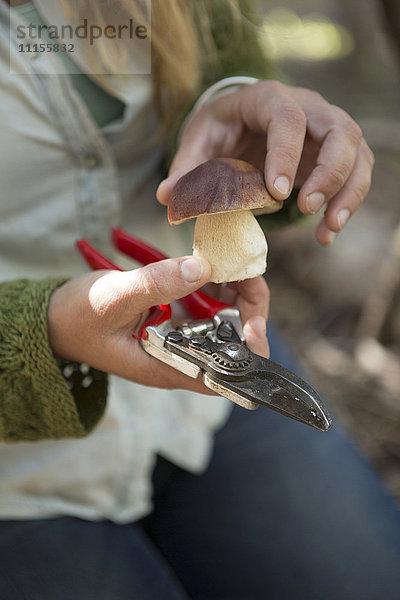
0, 279, 107, 442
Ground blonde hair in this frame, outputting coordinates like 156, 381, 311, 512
60, 0, 241, 127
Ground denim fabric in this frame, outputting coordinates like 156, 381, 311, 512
1, 327, 400, 599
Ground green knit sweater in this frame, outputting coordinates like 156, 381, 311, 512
0, 0, 301, 442
0, 280, 107, 441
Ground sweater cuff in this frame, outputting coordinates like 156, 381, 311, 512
0, 278, 107, 442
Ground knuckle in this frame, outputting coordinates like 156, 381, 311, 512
278, 104, 307, 130
353, 178, 371, 204
259, 79, 286, 97
299, 87, 325, 104
332, 107, 363, 144
273, 144, 301, 167
347, 121, 363, 145
330, 105, 348, 122
141, 268, 166, 304
325, 165, 347, 190
257, 81, 307, 133
309, 89, 324, 103
126, 269, 162, 310
363, 144, 375, 167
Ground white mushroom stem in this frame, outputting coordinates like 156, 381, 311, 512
193, 210, 268, 284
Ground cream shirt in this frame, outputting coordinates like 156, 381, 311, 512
0, 0, 230, 523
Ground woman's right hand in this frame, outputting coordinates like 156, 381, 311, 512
47, 256, 269, 393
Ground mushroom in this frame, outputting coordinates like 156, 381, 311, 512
168, 158, 283, 283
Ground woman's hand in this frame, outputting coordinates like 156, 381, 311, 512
157, 81, 374, 246
205, 275, 270, 358
47, 257, 270, 393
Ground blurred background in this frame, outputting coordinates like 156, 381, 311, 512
258, 0, 400, 497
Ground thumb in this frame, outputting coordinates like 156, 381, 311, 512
157, 121, 218, 206
121, 255, 211, 314
157, 165, 195, 206
157, 150, 210, 206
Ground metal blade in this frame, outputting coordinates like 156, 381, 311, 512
207, 356, 332, 432
162, 329, 332, 431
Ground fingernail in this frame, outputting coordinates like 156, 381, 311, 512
306, 192, 325, 214
324, 230, 337, 246
273, 176, 291, 196
338, 208, 351, 229
181, 257, 204, 282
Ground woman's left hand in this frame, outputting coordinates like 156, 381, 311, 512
157, 80, 374, 246
206, 275, 271, 359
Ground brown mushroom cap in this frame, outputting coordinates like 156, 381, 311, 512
168, 158, 282, 225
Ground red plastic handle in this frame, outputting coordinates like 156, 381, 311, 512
112, 228, 167, 265
112, 228, 231, 319
76, 239, 122, 271
139, 305, 172, 341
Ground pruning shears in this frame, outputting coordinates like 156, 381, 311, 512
77, 228, 331, 432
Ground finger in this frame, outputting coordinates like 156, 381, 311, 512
315, 219, 337, 247
243, 316, 270, 358
157, 111, 226, 205
262, 100, 307, 200
234, 276, 270, 324
89, 256, 211, 321
200, 282, 222, 299
297, 108, 363, 215
220, 283, 239, 305
226, 81, 306, 200
201, 282, 239, 305
322, 141, 374, 234
158, 81, 308, 205
157, 165, 198, 206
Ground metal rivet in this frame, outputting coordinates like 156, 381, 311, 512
62, 365, 74, 378
190, 335, 206, 347
227, 343, 239, 351
166, 331, 183, 343
82, 375, 93, 388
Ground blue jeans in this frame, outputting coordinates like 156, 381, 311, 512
1, 327, 400, 599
